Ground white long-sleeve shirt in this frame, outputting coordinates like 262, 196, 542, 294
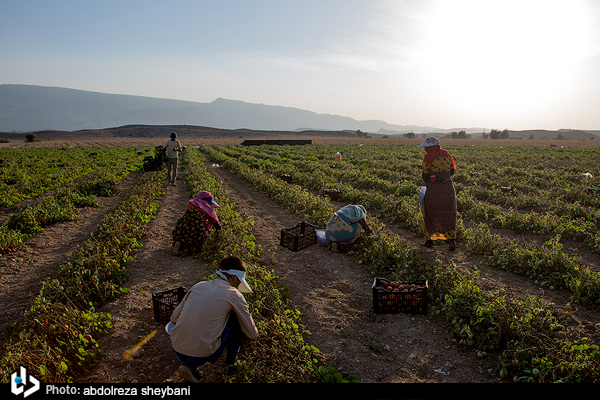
169, 278, 258, 357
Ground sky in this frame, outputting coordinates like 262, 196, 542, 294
2, 0, 600, 131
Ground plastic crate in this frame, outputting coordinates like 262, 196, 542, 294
280, 174, 292, 183
372, 278, 428, 314
321, 189, 340, 201
280, 221, 318, 251
152, 286, 187, 323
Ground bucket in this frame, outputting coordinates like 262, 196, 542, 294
316, 229, 327, 246
418, 186, 426, 203
335, 152, 342, 162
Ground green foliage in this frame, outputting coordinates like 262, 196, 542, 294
500, 329, 600, 383
2, 143, 598, 384
0, 297, 112, 383
0, 146, 152, 207
0, 147, 153, 255
317, 366, 359, 383
201, 143, 600, 383
464, 224, 600, 305
182, 147, 322, 382
0, 167, 164, 383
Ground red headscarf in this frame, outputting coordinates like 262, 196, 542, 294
422, 145, 457, 170
189, 191, 219, 223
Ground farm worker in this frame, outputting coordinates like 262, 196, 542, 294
172, 190, 223, 256
166, 255, 259, 382
418, 136, 457, 251
165, 131, 182, 186
325, 204, 373, 253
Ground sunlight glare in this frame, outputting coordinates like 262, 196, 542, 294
417, 0, 594, 116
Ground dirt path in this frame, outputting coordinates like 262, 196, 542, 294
79, 169, 218, 383
0, 170, 143, 351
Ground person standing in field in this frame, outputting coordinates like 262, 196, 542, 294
166, 132, 182, 186
165, 255, 259, 382
418, 137, 457, 251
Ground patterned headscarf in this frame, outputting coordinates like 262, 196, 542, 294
422, 145, 457, 170
189, 191, 219, 222
335, 205, 367, 224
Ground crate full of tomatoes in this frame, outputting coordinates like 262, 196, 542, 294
372, 278, 428, 314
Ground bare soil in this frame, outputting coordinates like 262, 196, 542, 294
1, 130, 598, 388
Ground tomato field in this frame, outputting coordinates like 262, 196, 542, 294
0, 141, 599, 385
200, 142, 600, 383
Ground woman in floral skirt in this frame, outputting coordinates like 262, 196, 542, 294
418, 137, 458, 251
172, 191, 222, 256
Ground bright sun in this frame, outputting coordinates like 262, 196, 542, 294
416, 0, 594, 122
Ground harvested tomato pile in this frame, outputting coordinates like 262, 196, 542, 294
378, 280, 425, 292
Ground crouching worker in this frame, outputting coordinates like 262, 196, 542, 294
325, 204, 373, 253
172, 190, 223, 256
166, 256, 259, 382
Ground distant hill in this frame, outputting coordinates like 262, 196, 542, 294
0, 84, 598, 141
506, 129, 600, 141
0, 84, 448, 133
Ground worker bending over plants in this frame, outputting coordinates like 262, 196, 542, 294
172, 190, 223, 256
325, 204, 373, 253
165, 255, 259, 382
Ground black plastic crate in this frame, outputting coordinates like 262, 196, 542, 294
280, 221, 318, 251
152, 286, 187, 323
280, 174, 292, 183
372, 278, 428, 314
321, 189, 340, 201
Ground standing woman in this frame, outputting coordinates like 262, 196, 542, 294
418, 137, 457, 251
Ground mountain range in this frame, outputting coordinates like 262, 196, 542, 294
0, 84, 480, 134
1, 84, 599, 140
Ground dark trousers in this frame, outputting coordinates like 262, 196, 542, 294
166, 157, 178, 183
174, 312, 244, 367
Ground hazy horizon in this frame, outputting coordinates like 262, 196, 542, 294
2, 0, 600, 131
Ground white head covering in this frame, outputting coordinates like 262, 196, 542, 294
417, 137, 440, 147
216, 269, 253, 293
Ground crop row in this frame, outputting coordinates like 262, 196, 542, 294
0, 145, 346, 384
215, 144, 600, 254
208, 144, 600, 306
181, 147, 351, 383
199, 144, 600, 383
0, 168, 166, 383
0, 146, 152, 207
226, 143, 600, 208
0, 154, 146, 254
